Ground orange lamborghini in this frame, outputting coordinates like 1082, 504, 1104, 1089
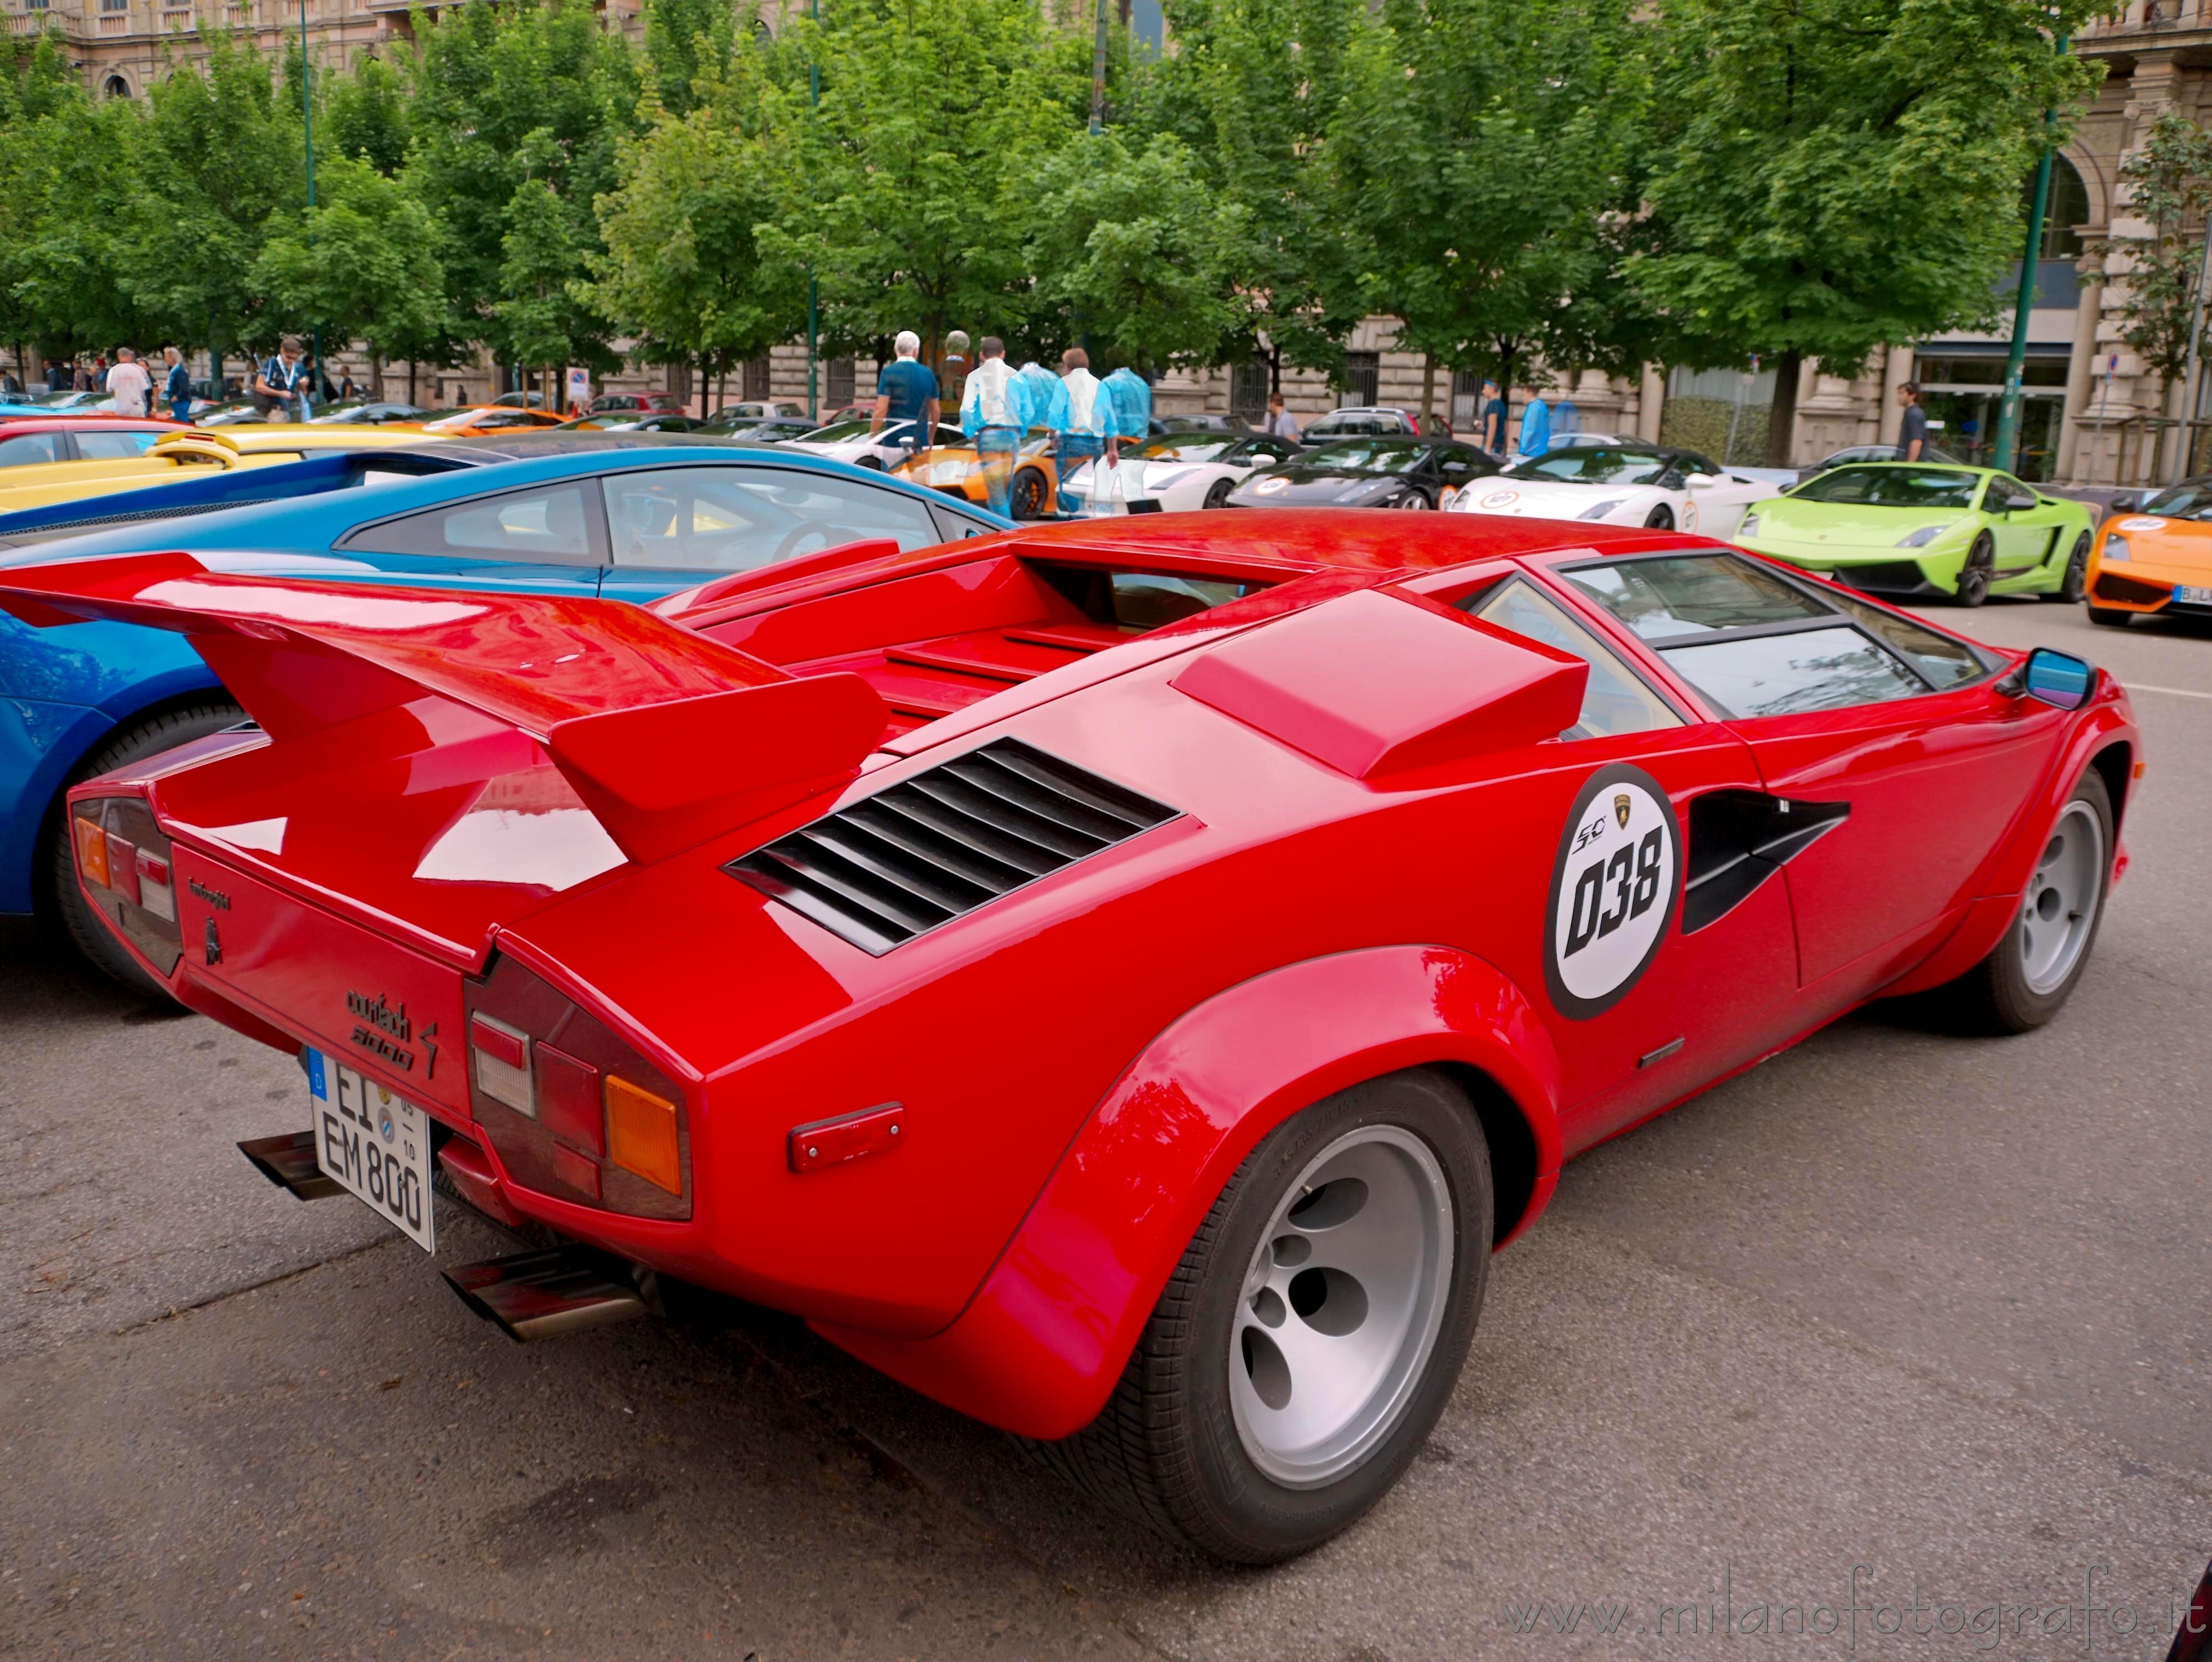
2086, 480, 2212, 626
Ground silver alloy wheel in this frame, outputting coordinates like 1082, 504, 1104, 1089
2019, 801, 2105, 995
1395, 491, 1429, 509
1228, 1124, 1453, 1488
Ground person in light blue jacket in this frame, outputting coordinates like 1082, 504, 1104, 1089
959, 337, 1022, 517
1517, 388, 1553, 459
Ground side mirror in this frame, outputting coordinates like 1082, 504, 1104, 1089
2107, 489, 2145, 513
1998, 646, 2095, 710
1686, 472, 1717, 488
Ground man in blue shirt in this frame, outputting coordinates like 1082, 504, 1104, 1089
1517, 389, 1553, 459
871, 331, 940, 463
162, 347, 192, 422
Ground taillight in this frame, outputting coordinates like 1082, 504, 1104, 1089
70, 794, 182, 975
462, 955, 692, 1220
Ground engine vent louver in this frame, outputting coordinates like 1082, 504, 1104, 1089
727, 738, 1179, 954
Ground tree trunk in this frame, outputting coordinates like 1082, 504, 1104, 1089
368, 353, 385, 401
1764, 351, 1804, 468
407, 358, 417, 405
1420, 355, 1436, 428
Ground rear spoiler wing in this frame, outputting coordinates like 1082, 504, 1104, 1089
0, 551, 886, 865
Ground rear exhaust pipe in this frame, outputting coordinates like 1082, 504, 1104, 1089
238, 1130, 344, 1200
443, 1246, 653, 1343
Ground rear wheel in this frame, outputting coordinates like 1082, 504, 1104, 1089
44, 700, 245, 999
2044, 531, 2091, 602
1010, 467, 1047, 519
1954, 532, 1995, 607
1923, 768, 2112, 1034
1034, 1068, 1491, 1563
1643, 505, 1675, 530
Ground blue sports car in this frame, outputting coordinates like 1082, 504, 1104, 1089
0, 435, 1008, 993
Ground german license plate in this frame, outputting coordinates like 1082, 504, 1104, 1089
2177, 585, 2212, 605
308, 1049, 435, 1252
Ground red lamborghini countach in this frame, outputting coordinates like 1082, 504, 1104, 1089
7, 514, 2136, 1562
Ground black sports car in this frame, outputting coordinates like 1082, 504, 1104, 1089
1222, 435, 1500, 511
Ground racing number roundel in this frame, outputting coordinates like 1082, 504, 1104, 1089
1544, 764, 1681, 1020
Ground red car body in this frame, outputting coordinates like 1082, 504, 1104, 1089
0, 415, 188, 467
9, 518, 2137, 1450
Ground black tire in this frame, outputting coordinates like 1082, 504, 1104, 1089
1393, 489, 1431, 510
1202, 477, 1235, 509
1954, 533, 1995, 607
1922, 767, 2112, 1034
1033, 1068, 1492, 1563
1643, 504, 1675, 530
1010, 468, 1047, 519
2087, 604, 2133, 628
855, 456, 884, 471
2044, 531, 2091, 603
44, 700, 244, 999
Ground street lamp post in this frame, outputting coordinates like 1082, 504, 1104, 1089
300, 0, 319, 412
806, 0, 820, 422
1993, 34, 2068, 477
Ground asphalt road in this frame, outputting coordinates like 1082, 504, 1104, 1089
3, 596, 2208, 1660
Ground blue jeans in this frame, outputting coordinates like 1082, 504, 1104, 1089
976, 426, 1021, 518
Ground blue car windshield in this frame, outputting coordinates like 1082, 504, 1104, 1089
1789, 466, 1980, 509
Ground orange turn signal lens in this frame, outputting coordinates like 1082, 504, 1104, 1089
74, 815, 110, 887
605, 1074, 681, 1195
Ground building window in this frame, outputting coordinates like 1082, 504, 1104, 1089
741, 356, 771, 401
1340, 351, 1379, 408
100, 0, 126, 12
2031, 155, 2091, 262
827, 356, 855, 410
23, 0, 49, 11
1229, 357, 1269, 421
101, 75, 131, 99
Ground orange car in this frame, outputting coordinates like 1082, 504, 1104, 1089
2086, 482, 2212, 625
417, 406, 569, 439
892, 429, 1059, 519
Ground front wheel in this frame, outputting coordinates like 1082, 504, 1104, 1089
46, 700, 245, 999
2044, 531, 2091, 602
1203, 477, 1235, 509
2087, 604, 2133, 628
1643, 504, 1675, 530
1954, 532, 1995, 607
1035, 1068, 1491, 1563
1924, 767, 2113, 1034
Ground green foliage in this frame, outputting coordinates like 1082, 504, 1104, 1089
254, 152, 447, 367
583, 67, 803, 385
1025, 132, 1247, 374
770, 0, 1079, 364
1330, 0, 1655, 392
321, 52, 413, 177
2095, 109, 2212, 396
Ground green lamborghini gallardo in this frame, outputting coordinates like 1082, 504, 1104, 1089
1733, 463, 2096, 606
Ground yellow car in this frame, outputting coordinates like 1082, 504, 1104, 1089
893, 429, 1061, 519
2086, 482, 2212, 626
0, 427, 444, 517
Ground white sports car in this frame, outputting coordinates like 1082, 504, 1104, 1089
1059, 429, 1307, 513
1450, 442, 1772, 538
784, 416, 966, 471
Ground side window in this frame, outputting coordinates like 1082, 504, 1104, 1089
602, 466, 940, 570
73, 431, 162, 461
928, 503, 994, 541
0, 432, 62, 467
1820, 589, 1998, 688
1466, 579, 1682, 739
339, 483, 604, 562
1562, 552, 1935, 718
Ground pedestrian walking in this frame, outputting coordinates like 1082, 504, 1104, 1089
870, 331, 940, 464
1516, 387, 1553, 459
1477, 378, 1506, 452
1263, 393, 1299, 442
47, 359, 69, 393
253, 336, 309, 422
0, 365, 21, 398
1897, 381, 1929, 462
959, 336, 1021, 518
337, 369, 359, 403
161, 346, 192, 422
1054, 348, 1115, 506
105, 347, 152, 417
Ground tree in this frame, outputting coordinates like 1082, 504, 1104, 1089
642, 0, 745, 117
1329, 0, 1656, 411
321, 51, 414, 178
253, 153, 448, 392
1138, 0, 1370, 393
2094, 109, 2212, 427
1023, 132, 1247, 375
769, 0, 1078, 367
1631, 0, 2103, 464
584, 71, 803, 401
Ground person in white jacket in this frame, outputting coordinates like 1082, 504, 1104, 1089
1056, 349, 1127, 515
959, 336, 1021, 518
